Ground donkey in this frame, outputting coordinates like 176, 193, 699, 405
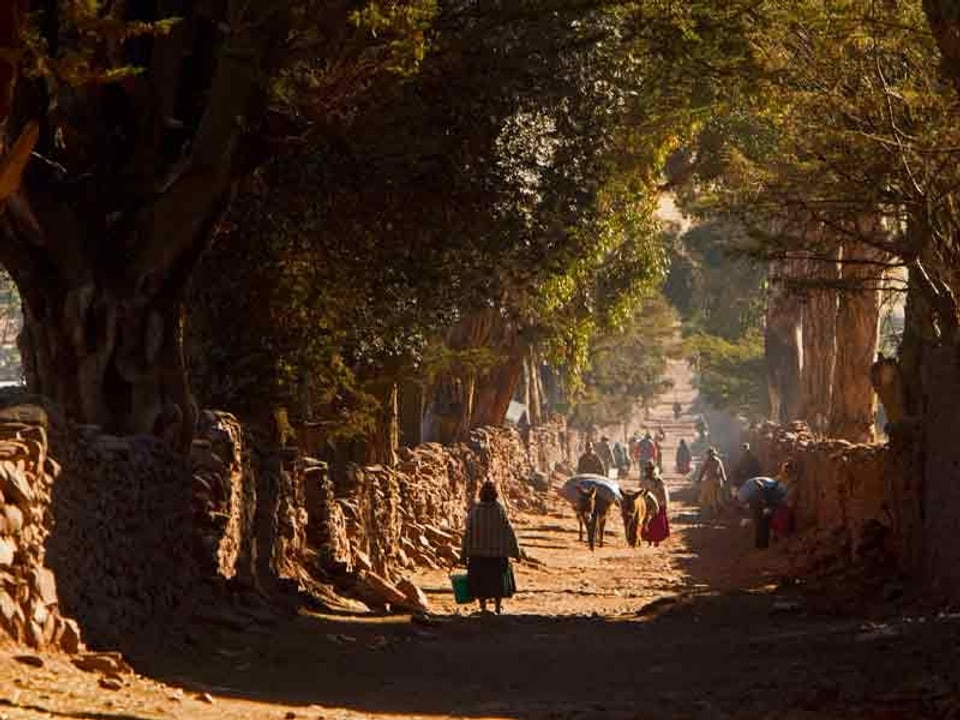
621, 489, 660, 548
588, 494, 615, 551
575, 486, 597, 544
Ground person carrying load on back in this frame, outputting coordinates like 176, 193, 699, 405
577, 440, 607, 476
736, 472, 788, 549
695, 447, 727, 519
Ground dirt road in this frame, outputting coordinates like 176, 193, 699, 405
1, 359, 958, 719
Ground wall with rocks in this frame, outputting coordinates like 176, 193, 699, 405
0, 390, 563, 649
752, 422, 900, 572
0, 404, 82, 652
302, 425, 562, 612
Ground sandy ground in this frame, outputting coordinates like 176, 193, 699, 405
1, 359, 958, 720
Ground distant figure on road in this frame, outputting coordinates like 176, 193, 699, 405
640, 461, 670, 547
676, 438, 692, 474
596, 435, 616, 477
612, 441, 630, 478
695, 414, 709, 439
673, 400, 682, 420
461, 481, 521, 614
577, 440, 607, 476
696, 447, 727, 519
732, 443, 763, 491
633, 431, 658, 470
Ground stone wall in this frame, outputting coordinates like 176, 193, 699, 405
303, 425, 561, 610
0, 392, 563, 649
46, 424, 202, 649
0, 404, 81, 652
752, 422, 897, 571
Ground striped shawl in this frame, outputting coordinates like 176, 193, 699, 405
461, 501, 521, 559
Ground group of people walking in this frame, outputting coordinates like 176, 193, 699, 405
459, 429, 796, 615
694, 442, 795, 549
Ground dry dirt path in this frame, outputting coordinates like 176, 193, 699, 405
1, 359, 959, 719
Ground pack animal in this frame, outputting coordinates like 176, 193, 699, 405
621, 489, 660, 548
575, 486, 596, 544
575, 486, 614, 551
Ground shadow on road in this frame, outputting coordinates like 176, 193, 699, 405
133, 589, 960, 720
130, 485, 960, 720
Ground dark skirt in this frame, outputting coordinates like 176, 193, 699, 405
467, 556, 508, 599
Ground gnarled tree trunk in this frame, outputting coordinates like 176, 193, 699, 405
423, 308, 524, 443
363, 382, 399, 466
17, 282, 194, 448
0, 0, 287, 449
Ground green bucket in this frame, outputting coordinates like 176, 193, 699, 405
449, 572, 473, 604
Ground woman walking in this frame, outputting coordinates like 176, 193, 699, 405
461, 481, 521, 614
640, 461, 671, 547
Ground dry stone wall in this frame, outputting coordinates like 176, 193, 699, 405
0, 404, 81, 652
303, 425, 562, 611
46, 425, 201, 650
752, 422, 899, 572
0, 392, 563, 649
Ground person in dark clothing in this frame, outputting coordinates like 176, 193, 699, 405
577, 440, 607, 476
733, 442, 763, 490
461, 481, 521, 614
596, 435, 616, 476
736, 477, 788, 549
675, 439, 692, 474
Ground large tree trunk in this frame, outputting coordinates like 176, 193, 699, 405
765, 259, 804, 423
799, 247, 840, 434
0, 0, 287, 447
890, 226, 960, 593
17, 281, 195, 449
422, 308, 523, 443
828, 242, 884, 443
363, 382, 399, 466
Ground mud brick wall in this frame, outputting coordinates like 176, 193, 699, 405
752, 422, 894, 568
0, 404, 82, 652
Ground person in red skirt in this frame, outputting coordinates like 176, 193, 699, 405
640, 461, 670, 547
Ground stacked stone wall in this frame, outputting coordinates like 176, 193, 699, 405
0, 404, 82, 652
302, 425, 559, 610
752, 422, 896, 570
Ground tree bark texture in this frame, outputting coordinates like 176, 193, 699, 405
0, 0, 288, 447
398, 380, 424, 448
765, 259, 804, 424
799, 248, 840, 434
423, 308, 523, 444
828, 242, 884, 443
17, 285, 194, 448
364, 382, 399, 467
893, 231, 960, 596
